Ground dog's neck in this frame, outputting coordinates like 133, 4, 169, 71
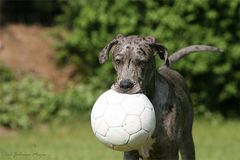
143, 70, 157, 100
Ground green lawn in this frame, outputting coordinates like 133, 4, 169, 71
0, 118, 239, 160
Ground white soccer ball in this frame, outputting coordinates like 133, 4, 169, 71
91, 89, 156, 151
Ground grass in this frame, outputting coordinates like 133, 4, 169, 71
193, 118, 240, 160
0, 118, 239, 160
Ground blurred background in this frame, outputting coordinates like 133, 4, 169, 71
0, 0, 239, 160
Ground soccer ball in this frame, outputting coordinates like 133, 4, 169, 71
91, 89, 156, 151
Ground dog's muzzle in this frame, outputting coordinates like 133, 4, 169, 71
119, 79, 134, 90
111, 79, 142, 94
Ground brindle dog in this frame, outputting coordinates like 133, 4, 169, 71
99, 34, 220, 160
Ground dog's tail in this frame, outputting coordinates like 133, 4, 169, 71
167, 45, 222, 67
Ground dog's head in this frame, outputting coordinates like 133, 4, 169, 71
99, 34, 168, 94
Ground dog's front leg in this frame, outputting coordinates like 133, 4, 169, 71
123, 151, 139, 160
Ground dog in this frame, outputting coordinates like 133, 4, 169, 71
98, 34, 220, 160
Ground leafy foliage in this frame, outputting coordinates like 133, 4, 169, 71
0, 64, 15, 82
0, 72, 100, 129
55, 0, 240, 116
0, 76, 56, 128
55, 84, 102, 120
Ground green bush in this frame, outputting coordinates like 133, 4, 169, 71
0, 77, 57, 128
55, 84, 102, 120
0, 64, 15, 82
55, 0, 240, 117
0, 72, 101, 128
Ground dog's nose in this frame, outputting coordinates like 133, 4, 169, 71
119, 79, 134, 90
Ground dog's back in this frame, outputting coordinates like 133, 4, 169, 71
159, 65, 193, 129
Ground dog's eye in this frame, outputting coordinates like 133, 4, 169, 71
140, 61, 145, 66
138, 60, 146, 67
115, 59, 122, 65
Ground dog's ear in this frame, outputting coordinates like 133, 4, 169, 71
99, 34, 123, 64
146, 36, 169, 66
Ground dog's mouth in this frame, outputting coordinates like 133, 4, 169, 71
111, 83, 143, 94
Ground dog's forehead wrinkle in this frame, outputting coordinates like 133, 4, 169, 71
133, 47, 151, 60
139, 47, 147, 56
